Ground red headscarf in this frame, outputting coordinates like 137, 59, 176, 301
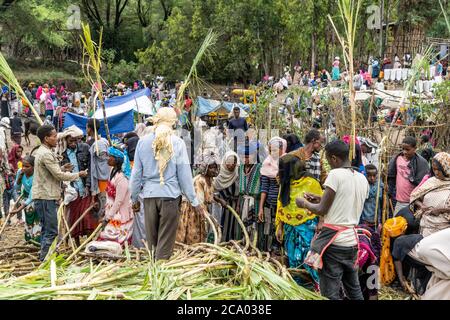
8, 144, 23, 173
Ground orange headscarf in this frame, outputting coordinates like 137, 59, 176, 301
379, 217, 408, 285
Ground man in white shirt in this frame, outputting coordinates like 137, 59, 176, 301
296, 140, 369, 300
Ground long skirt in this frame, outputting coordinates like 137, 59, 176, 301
98, 218, 134, 245
24, 205, 41, 244
220, 197, 239, 242
257, 206, 278, 252
68, 195, 99, 238
284, 218, 319, 285
176, 201, 207, 245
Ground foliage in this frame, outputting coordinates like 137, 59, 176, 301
0, 0, 74, 59
103, 59, 141, 85
0, 0, 447, 83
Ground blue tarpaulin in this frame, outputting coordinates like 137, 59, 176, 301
63, 110, 135, 136
195, 97, 250, 117
94, 88, 154, 118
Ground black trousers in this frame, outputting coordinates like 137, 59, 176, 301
318, 244, 364, 300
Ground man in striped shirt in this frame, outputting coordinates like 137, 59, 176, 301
291, 129, 327, 184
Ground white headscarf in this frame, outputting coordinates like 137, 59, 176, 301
56, 125, 84, 155
213, 151, 240, 191
150, 107, 178, 185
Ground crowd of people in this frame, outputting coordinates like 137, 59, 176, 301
266, 53, 449, 94
0, 89, 448, 301
0, 54, 449, 301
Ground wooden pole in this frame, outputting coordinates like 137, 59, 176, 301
379, 0, 384, 58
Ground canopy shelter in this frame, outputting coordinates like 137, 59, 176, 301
196, 97, 249, 118
63, 110, 135, 137
94, 88, 154, 119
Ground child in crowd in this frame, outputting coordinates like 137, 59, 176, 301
358, 164, 383, 300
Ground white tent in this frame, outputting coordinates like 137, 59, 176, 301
94, 88, 154, 119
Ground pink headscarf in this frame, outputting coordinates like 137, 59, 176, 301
342, 135, 360, 146
260, 137, 287, 178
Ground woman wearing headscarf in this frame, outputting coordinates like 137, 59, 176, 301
176, 152, 219, 244
391, 152, 450, 294
410, 152, 450, 236
8, 144, 23, 174
275, 153, 323, 289
213, 151, 240, 242
3, 144, 22, 224
257, 137, 287, 253
98, 146, 133, 245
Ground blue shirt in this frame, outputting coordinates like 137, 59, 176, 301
129, 133, 199, 206
15, 170, 33, 206
360, 181, 384, 224
67, 148, 85, 197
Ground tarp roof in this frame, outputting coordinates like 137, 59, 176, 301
94, 88, 154, 119
64, 110, 135, 136
196, 97, 250, 117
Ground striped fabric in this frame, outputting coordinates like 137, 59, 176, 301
260, 175, 279, 208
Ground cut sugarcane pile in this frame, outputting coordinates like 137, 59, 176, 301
0, 245, 41, 278
0, 241, 325, 300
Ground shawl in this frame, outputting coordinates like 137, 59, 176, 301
275, 176, 321, 229
379, 217, 408, 285
8, 144, 22, 172
238, 163, 262, 196
149, 107, 178, 185
213, 151, 239, 191
56, 125, 84, 155
434, 152, 450, 179
410, 152, 450, 206
260, 137, 287, 178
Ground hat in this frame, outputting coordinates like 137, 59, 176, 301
335, 57, 340, 60
0, 117, 10, 129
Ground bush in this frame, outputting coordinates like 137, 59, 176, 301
102, 59, 142, 86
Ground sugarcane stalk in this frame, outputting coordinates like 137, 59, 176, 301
0, 212, 12, 238
56, 204, 95, 249
66, 223, 103, 262
226, 205, 250, 251
61, 208, 76, 253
